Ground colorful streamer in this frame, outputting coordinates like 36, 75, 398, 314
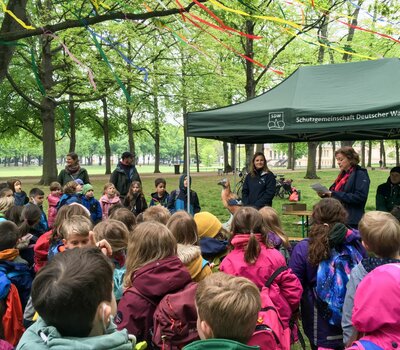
192, 0, 263, 39
87, 30, 149, 82
208, 0, 301, 29
44, 31, 97, 90
0, 0, 35, 30
180, 11, 283, 75
86, 26, 132, 102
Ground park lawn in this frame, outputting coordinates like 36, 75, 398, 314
2, 166, 389, 238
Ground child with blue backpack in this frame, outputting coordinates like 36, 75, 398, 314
27, 188, 48, 238
167, 174, 200, 216
289, 198, 366, 350
341, 211, 400, 345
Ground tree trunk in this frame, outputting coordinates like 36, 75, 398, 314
230, 143, 236, 172
342, 0, 363, 62
305, 142, 320, 179
195, 138, 200, 173
0, 0, 29, 81
367, 140, 372, 167
396, 141, 399, 166
41, 99, 58, 184
223, 142, 231, 173
380, 140, 386, 168
332, 141, 336, 168
68, 97, 76, 153
39, 35, 58, 185
126, 107, 136, 159
101, 98, 111, 174
318, 144, 322, 169
244, 20, 256, 168
245, 144, 254, 171
287, 143, 293, 170
291, 143, 296, 170
341, 141, 354, 147
361, 141, 365, 167
153, 94, 161, 173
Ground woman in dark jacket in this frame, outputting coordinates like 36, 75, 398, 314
57, 152, 90, 186
376, 166, 400, 212
318, 147, 370, 228
242, 152, 275, 209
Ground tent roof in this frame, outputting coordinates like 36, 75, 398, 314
187, 58, 400, 143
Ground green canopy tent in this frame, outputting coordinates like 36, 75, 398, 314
187, 58, 400, 143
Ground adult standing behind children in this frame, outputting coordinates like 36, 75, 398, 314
242, 152, 275, 209
57, 152, 90, 187
375, 166, 400, 212
317, 146, 370, 228
110, 152, 141, 201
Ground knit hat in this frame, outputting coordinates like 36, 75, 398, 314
194, 212, 222, 238
82, 184, 93, 195
390, 166, 400, 174
74, 179, 84, 185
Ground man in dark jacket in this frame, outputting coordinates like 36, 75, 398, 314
376, 166, 400, 212
110, 152, 141, 200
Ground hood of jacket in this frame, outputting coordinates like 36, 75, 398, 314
177, 244, 201, 265
19, 317, 133, 350
199, 237, 228, 256
132, 255, 192, 300
352, 264, 400, 337
179, 173, 192, 192
184, 339, 259, 350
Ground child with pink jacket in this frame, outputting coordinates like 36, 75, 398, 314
346, 263, 400, 350
47, 182, 62, 228
219, 207, 302, 350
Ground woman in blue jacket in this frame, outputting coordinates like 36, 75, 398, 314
242, 152, 275, 209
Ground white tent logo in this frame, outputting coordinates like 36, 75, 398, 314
268, 112, 285, 130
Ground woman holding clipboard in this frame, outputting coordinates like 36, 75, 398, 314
315, 147, 370, 228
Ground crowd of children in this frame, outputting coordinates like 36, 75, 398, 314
0, 171, 394, 350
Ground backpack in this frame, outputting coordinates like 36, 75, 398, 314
152, 282, 199, 350
314, 244, 363, 327
247, 266, 288, 350
352, 340, 384, 350
0, 272, 24, 346
0, 261, 33, 309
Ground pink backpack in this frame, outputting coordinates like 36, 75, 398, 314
247, 266, 288, 350
152, 282, 199, 350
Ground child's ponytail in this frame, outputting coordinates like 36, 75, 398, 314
244, 232, 261, 264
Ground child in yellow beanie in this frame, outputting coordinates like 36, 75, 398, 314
194, 212, 229, 272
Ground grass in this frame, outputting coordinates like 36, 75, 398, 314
8, 165, 386, 350
5, 165, 388, 238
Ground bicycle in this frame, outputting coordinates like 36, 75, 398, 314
275, 175, 294, 199
234, 168, 248, 200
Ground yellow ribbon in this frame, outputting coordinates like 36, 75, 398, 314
282, 26, 377, 60
90, 0, 110, 10
208, 0, 301, 29
0, 0, 35, 29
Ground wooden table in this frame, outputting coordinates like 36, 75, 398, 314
282, 210, 313, 237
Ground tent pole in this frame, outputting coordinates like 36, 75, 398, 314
233, 143, 237, 189
186, 136, 191, 214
